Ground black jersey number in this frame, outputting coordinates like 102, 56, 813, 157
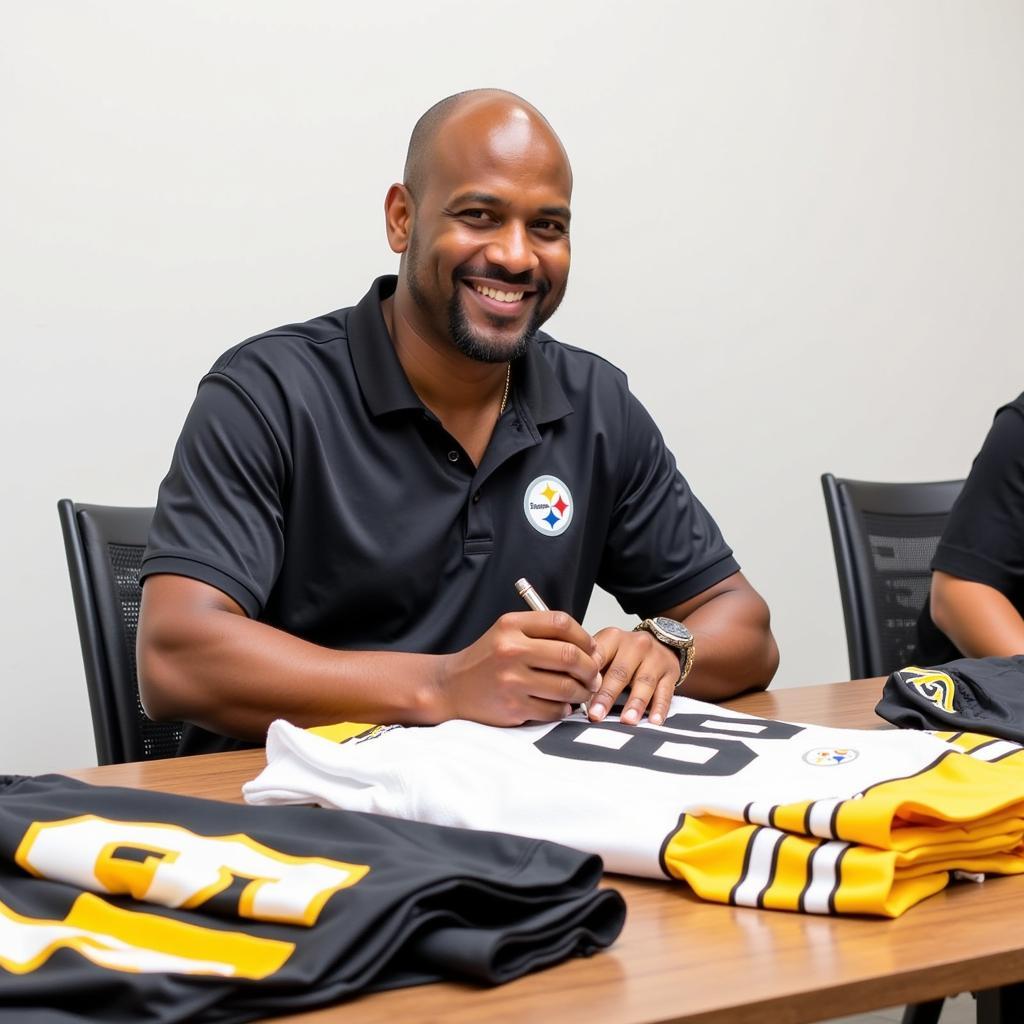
533, 714, 804, 778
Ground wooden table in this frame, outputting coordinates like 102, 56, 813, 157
64, 679, 1024, 1024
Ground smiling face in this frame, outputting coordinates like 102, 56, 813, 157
391, 97, 572, 363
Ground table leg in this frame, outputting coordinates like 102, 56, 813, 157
976, 982, 1024, 1024
900, 999, 944, 1024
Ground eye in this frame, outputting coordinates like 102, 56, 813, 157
458, 209, 498, 224
532, 219, 568, 237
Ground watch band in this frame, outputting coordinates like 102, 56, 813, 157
675, 642, 695, 692
633, 619, 695, 692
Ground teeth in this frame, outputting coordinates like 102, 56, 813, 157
474, 285, 524, 303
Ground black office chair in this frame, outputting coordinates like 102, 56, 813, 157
820, 474, 964, 681
58, 499, 182, 765
822, 475, 969, 1024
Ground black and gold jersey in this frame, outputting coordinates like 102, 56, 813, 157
0, 774, 624, 1023
877, 657, 1024, 741
244, 696, 1024, 918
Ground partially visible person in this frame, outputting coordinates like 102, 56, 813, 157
916, 392, 1024, 664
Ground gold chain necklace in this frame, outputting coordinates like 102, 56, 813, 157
499, 362, 511, 415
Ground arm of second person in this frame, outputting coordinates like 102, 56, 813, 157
929, 570, 1024, 658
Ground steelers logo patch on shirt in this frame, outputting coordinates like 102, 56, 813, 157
803, 747, 859, 766
523, 476, 574, 536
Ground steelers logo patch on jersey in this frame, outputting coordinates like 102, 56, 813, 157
802, 747, 859, 766
523, 476, 574, 536
898, 667, 957, 714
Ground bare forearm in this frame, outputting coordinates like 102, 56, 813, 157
139, 574, 603, 740
930, 572, 1024, 659
654, 574, 779, 702
682, 597, 778, 700
139, 603, 445, 741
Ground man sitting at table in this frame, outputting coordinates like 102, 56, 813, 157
136, 89, 779, 755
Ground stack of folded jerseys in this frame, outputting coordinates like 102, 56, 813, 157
0, 774, 624, 1023
244, 695, 1024, 918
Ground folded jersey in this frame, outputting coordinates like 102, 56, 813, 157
877, 656, 1024, 741
244, 695, 1024, 918
0, 774, 624, 1023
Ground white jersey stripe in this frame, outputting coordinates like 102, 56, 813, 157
745, 801, 775, 827
969, 739, 1022, 763
731, 829, 784, 907
802, 841, 849, 914
806, 798, 843, 839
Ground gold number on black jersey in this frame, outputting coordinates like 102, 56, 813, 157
15, 816, 369, 927
0, 892, 294, 979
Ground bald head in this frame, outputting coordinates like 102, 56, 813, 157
403, 89, 570, 198
385, 89, 573, 365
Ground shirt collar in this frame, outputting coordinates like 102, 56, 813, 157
348, 275, 573, 425
513, 331, 574, 426
347, 276, 423, 416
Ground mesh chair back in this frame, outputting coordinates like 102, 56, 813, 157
58, 500, 183, 764
820, 474, 964, 680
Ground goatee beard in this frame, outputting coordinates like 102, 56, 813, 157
405, 248, 559, 363
446, 286, 545, 364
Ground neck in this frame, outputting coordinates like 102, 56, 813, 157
382, 292, 509, 420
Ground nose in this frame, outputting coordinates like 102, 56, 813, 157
484, 221, 540, 276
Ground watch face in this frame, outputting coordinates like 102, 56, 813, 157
652, 617, 693, 645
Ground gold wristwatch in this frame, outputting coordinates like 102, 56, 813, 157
634, 617, 695, 692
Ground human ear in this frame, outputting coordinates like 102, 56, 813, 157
384, 183, 414, 254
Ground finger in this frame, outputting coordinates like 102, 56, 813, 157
520, 635, 603, 690
618, 666, 660, 725
591, 626, 621, 668
646, 672, 677, 726
635, 640, 682, 725
622, 666, 677, 726
519, 697, 573, 724
509, 610, 599, 657
524, 668, 599, 706
587, 650, 637, 721
588, 629, 626, 709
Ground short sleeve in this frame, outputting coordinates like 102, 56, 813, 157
931, 403, 1024, 593
596, 392, 739, 616
141, 372, 288, 617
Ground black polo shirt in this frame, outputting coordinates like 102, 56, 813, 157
142, 276, 738, 752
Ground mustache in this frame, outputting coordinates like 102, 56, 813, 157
454, 263, 549, 295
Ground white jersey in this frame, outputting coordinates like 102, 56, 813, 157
243, 697, 1024, 916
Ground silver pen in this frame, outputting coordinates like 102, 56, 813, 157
514, 577, 591, 716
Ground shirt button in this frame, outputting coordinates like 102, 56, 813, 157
472, 491, 481, 503
447, 450, 459, 463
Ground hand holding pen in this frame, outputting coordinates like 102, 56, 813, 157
515, 578, 595, 717
434, 581, 601, 726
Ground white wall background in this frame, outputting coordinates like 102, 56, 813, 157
1, 0, 1021, 773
